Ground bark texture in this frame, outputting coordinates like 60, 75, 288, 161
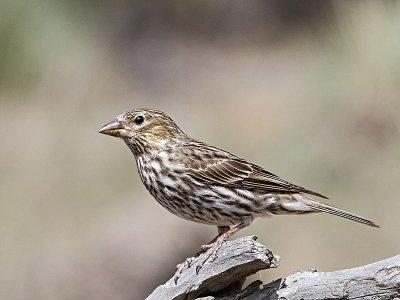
146, 236, 400, 300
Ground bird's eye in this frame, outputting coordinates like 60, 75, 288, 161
134, 115, 144, 125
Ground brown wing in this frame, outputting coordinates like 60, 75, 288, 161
186, 156, 253, 185
243, 164, 328, 198
182, 144, 328, 199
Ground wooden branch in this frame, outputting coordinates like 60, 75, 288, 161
147, 236, 279, 300
248, 254, 400, 300
146, 236, 400, 300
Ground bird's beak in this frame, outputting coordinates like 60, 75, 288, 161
98, 119, 130, 138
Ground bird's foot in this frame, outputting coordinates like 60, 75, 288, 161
173, 239, 226, 283
195, 235, 225, 274
174, 256, 195, 284
199, 243, 213, 253
174, 245, 211, 284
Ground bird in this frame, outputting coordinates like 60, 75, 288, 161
98, 108, 378, 280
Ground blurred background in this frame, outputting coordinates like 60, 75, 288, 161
1, 1, 400, 299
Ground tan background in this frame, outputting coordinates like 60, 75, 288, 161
1, 1, 399, 299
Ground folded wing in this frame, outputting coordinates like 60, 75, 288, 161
182, 145, 328, 199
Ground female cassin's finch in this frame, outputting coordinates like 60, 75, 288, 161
99, 108, 378, 279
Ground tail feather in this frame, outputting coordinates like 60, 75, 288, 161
297, 195, 379, 228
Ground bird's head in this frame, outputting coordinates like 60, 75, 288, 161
98, 109, 187, 155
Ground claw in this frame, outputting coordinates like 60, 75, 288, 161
194, 243, 214, 257
200, 243, 212, 252
173, 222, 251, 283
194, 235, 225, 274
174, 256, 195, 284
174, 239, 225, 280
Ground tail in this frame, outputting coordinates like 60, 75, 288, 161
296, 195, 379, 228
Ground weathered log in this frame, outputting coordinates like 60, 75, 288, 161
147, 236, 400, 300
244, 254, 400, 300
147, 236, 279, 300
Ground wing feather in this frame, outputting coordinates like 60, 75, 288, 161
181, 144, 327, 199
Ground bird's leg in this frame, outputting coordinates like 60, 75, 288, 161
197, 226, 230, 255
174, 226, 230, 284
195, 217, 253, 274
